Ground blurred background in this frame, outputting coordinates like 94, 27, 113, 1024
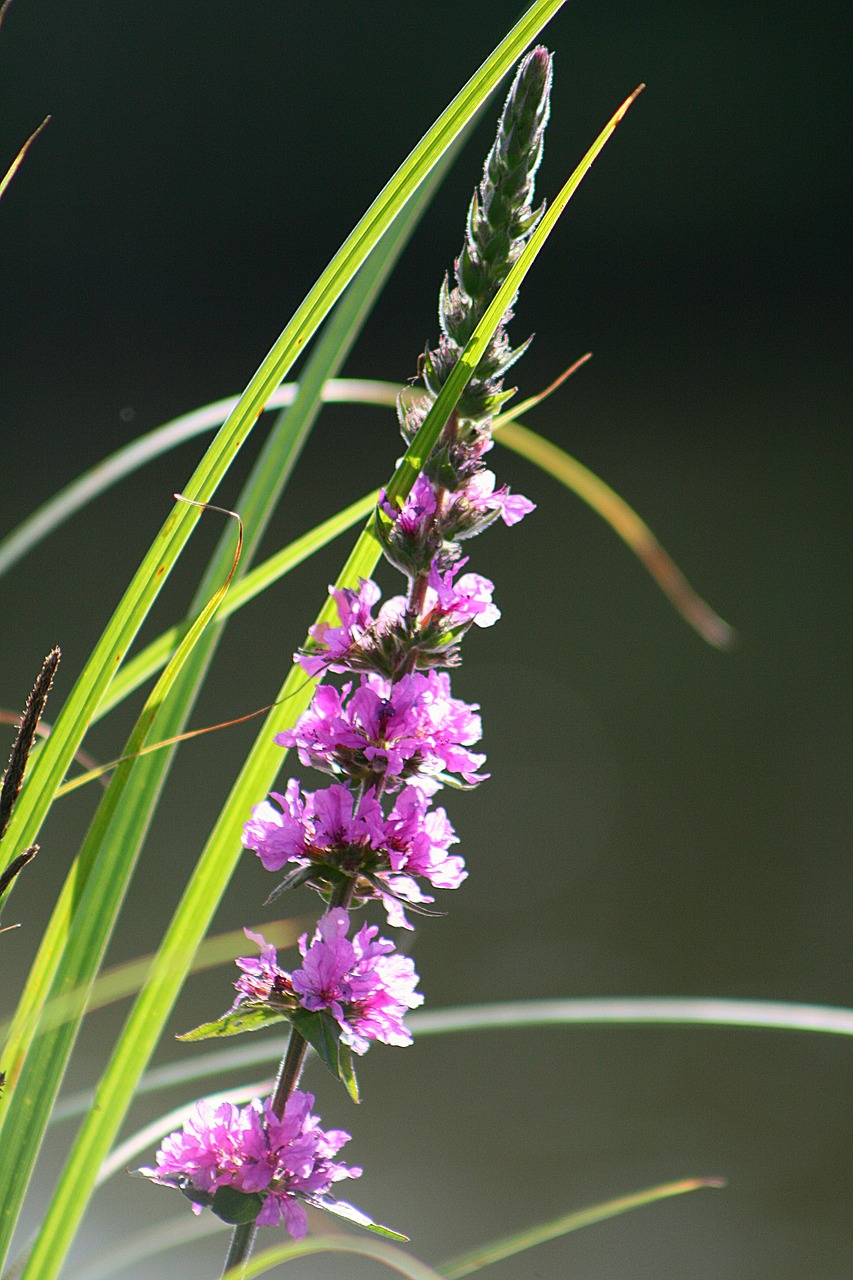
0, 2, 850, 1277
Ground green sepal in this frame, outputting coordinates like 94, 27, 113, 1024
291, 1008, 360, 1102
264, 862, 319, 904
210, 1184, 267, 1225
177, 1003, 290, 1042
304, 1193, 409, 1241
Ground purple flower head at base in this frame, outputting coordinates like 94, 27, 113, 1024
292, 908, 424, 1053
138, 1091, 360, 1237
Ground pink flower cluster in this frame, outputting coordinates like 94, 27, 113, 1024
142, 1092, 360, 1238
233, 909, 423, 1053
277, 669, 487, 793
244, 778, 465, 929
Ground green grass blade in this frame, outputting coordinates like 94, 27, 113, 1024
225, 1237, 444, 1280
438, 1179, 724, 1278
0, 0, 566, 891
95, 490, 378, 719
58, 995, 848, 1129
11, 11, 570, 1275
0, 382, 398, 581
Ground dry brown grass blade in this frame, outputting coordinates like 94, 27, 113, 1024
0, 115, 52, 204
497, 420, 735, 648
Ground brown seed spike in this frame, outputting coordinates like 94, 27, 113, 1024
0, 647, 60, 845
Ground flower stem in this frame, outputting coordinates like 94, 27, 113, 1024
222, 1221, 257, 1278
270, 1027, 310, 1118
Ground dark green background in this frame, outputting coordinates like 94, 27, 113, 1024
1, 3, 849, 1277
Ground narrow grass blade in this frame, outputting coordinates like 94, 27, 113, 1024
9, 12, 570, 1275
68, 995, 850, 1128
495, 419, 736, 647
0, 115, 51, 205
408, 997, 853, 1037
226, 1237, 444, 1280
438, 1178, 724, 1278
0, 0, 566, 890
0, 382, 397, 581
95, 489, 378, 719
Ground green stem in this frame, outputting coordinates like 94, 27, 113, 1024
222, 1221, 257, 1278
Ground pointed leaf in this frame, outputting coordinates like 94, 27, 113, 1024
304, 1194, 408, 1242
291, 1009, 360, 1102
210, 1186, 268, 1226
177, 1005, 290, 1042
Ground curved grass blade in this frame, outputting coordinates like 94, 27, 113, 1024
10, 11, 571, 1277
495, 419, 736, 648
70, 366, 731, 725
0, 115, 51, 205
73, 1181, 721, 1280
0, 382, 398, 581
17, 57, 626, 1280
408, 997, 853, 1038
59, 995, 849, 1127
224, 1237, 444, 1280
438, 1178, 724, 1278
0, 0, 566, 890
95, 489, 378, 719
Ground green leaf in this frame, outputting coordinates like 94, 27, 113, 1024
210, 1186, 267, 1226
303, 1194, 408, 1242
177, 1005, 291, 1043
291, 1009, 360, 1103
